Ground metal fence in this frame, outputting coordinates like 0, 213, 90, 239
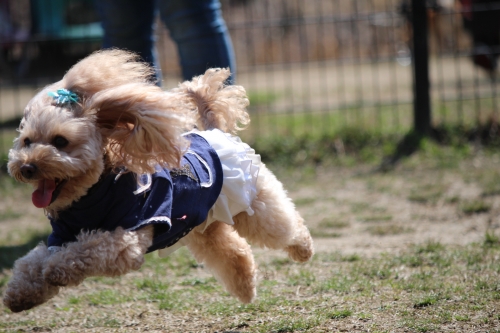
1, 0, 500, 155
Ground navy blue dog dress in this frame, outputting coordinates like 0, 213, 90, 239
47, 133, 223, 253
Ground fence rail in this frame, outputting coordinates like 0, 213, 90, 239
1, 0, 500, 156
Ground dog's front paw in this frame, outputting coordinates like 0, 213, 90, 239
3, 279, 59, 313
3, 289, 40, 313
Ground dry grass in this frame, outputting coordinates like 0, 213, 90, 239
1, 139, 500, 332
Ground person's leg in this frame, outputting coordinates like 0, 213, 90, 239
158, 0, 236, 83
94, 0, 161, 81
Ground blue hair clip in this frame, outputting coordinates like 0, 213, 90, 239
48, 89, 80, 105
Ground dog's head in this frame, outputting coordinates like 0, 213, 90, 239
8, 50, 196, 214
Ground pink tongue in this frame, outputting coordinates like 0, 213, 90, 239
32, 179, 57, 208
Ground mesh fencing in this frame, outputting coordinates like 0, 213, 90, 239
1, 0, 499, 156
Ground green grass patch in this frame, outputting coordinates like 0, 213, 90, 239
408, 185, 444, 205
350, 202, 371, 213
259, 315, 322, 333
484, 231, 500, 248
0, 129, 17, 173
287, 269, 316, 287
314, 274, 356, 294
318, 218, 350, 229
268, 257, 293, 269
326, 308, 353, 319
460, 200, 491, 215
309, 229, 341, 238
247, 127, 402, 168
478, 170, 500, 197
86, 289, 130, 306
0, 240, 499, 332
293, 197, 316, 207
367, 224, 412, 236
413, 294, 440, 308
247, 90, 280, 107
393, 241, 453, 269
135, 277, 169, 291
0, 208, 22, 221
0, 172, 28, 195
68, 296, 81, 305
359, 214, 393, 223
142, 248, 200, 276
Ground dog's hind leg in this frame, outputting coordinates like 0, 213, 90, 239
42, 226, 153, 287
232, 164, 314, 263
184, 221, 257, 303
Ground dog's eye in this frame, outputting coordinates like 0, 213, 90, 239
53, 136, 69, 149
23, 138, 31, 147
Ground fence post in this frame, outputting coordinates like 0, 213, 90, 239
411, 0, 432, 134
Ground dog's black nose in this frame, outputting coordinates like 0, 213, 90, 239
20, 164, 37, 179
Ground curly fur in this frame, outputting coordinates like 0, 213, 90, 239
3, 49, 314, 313
3, 244, 60, 313
174, 68, 250, 134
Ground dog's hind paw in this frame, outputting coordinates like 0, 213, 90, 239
285, 241, 314, 263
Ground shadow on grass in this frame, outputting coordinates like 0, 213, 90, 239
378, 130, 425, 172
377, 121, 500, 172
0, 232, 49, 271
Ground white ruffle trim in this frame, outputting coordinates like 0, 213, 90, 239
193, 129, 261, 231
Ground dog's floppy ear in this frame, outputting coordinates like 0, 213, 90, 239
84, 83, 196, 174
58, 49, 196, 174
63, 49, 154, 98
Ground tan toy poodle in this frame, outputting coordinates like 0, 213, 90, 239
3, 49, 314, 313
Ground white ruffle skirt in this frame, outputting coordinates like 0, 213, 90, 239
195, 128, 261, 229
158, 129, 260, 257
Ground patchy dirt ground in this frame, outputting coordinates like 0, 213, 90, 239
281, 151, 500, 257
1, 147, 500, 332
3, 149, 497, 259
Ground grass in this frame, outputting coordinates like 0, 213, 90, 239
2, 125, 500, 331
170, 238, 500, 332
87, 289, 131, 306
326, 309, 352, 319
0, 129, 16, 173
408, 188, 443, 205
308, 229, 341, 238
359, 214, 393, 223
1, 206, 500, 332
484, 231, 500, 248
318, 218, 350, 229
366, 223, 412, 236
0, 208, 22, 221
460, 199, 491, 215
243, 104, 412, 141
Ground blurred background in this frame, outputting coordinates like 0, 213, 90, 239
0, 0, 499, 161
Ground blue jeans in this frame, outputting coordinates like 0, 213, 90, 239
94, 0, 236, 84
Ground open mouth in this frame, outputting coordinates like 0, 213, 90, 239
32, 178, 68, 208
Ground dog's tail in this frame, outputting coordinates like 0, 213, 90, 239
175, 68, 250, 134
